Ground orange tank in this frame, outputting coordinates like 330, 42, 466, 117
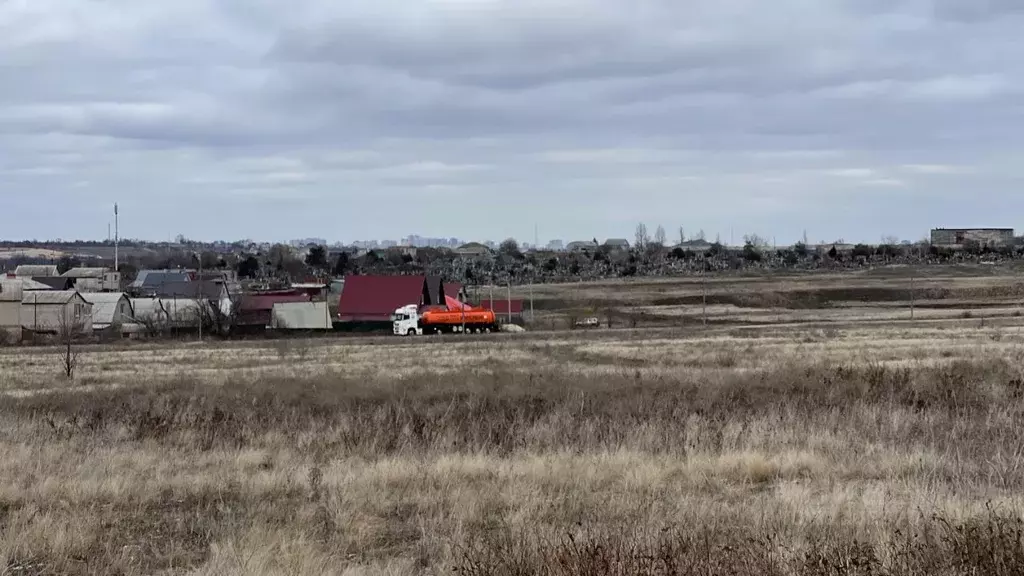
420, 308, 496, 326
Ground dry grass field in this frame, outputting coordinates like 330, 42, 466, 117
3, 268, 1024, 575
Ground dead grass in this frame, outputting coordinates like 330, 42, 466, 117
3, 274, 1024, 574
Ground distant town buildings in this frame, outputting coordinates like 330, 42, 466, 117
289, 238, 327, 248
401, 235, 462, 248
930, 228, 1015, 249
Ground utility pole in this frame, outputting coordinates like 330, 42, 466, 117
198, 251, 203, 342
910, 271, 915, 320
114, 203, 119, 272
507, 281, 512, 325
702, 266, 708, 327
529, 278, 534, 323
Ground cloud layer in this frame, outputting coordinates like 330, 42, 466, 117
2, 0, 1022, 243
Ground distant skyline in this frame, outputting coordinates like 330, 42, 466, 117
4, 221, 1020, 248
1, 226, 983, 249
3, 2, 1024, 242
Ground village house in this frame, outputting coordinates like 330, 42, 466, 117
62, 268, 122, 292
20, 291, 93, 334
81, 292, 133, 332
0, 282, 22, 342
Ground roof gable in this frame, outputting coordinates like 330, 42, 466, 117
14, 265, 60, 277
21, 290, 85, 305
62, 268, 107, 278
81, 292, 129, 304
338, 275, 428, 318
149, 280, 225, 299
132, 270, 192, 287
33, 277, 75, 290
85, 294, 131, 324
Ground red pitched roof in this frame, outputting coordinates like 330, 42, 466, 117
338, 275, 427, 322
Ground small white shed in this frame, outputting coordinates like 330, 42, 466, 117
271, 302, 332, 330
81, 292, 133, 331
0, 282, 22, 343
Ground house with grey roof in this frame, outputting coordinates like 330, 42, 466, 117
129, 270, 194, 296
603, 239, 631, 252
21, 291, 92, 334
14, 265, 59, 278
566, 240, 599, 253
454, 242, 493, 258
62, 268, 122, 292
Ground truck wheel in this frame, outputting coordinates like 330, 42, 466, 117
407, 329, 416, 336
484, 327, 491, 334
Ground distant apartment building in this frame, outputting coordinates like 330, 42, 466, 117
930, 228, 1014, 249
547, 240, 565, 251
290, 238, 327, 248
401, 235, 462, 248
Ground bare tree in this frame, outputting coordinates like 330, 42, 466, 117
654, 226, 667, 247
745, 233, 770, 249
57, 307, 83, 379
634, 223, 649, 253
697, 229, 706, 241
881, 235, 900, 246
194, 285, 245, 338
137, 313, 169, 339
678, 227, 686, 247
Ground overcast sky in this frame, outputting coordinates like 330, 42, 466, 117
2, 0, 1023, 245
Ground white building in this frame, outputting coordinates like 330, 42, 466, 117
271, 302, 332, 330
0, 282, 22, 342
62, 268, 121, 292
20, 291, 92, 334
81, 292, 133, 331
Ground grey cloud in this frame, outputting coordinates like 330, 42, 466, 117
2, 0, 1023, 243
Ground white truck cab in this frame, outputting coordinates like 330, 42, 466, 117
392, 304, 423, 336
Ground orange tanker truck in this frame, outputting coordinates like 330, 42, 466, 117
392, 303, 498, 335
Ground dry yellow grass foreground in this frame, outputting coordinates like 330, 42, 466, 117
2, 321, 1024, 574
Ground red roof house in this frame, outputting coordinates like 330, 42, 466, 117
337, 275, 432, 323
